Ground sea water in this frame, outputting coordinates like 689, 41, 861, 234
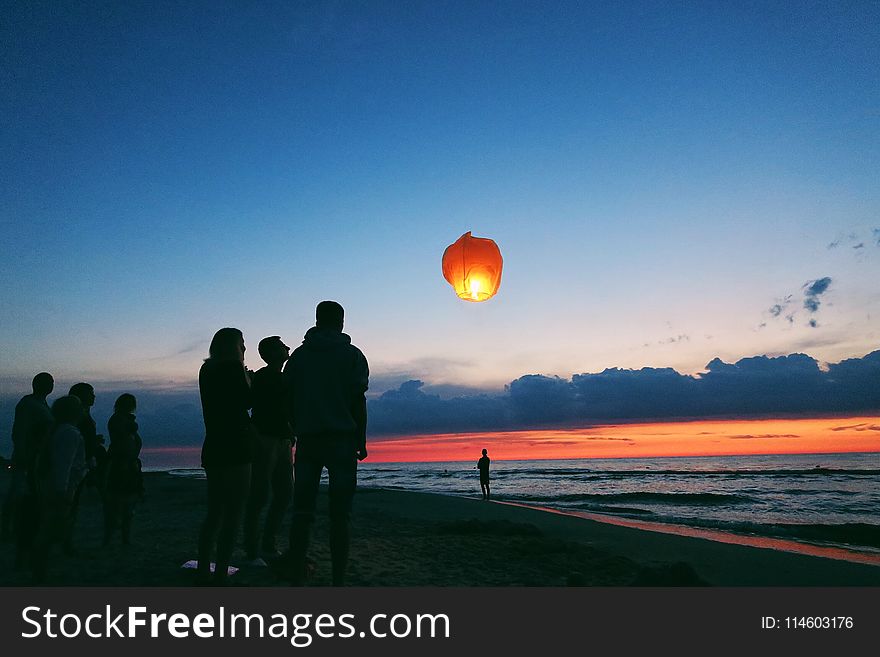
356, 452, 880, 552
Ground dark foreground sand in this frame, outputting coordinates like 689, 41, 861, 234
1, 471, 878, 586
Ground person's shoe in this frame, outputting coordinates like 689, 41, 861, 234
242, 557, 268, 567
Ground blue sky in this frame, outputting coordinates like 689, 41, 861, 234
2, 0, 879, 396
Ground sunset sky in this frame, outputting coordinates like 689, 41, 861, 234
362, 417, 880, 463
2, 2, 879, 461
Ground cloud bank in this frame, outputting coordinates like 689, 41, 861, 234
1, 351, 878, 453
367, 350, 880, 436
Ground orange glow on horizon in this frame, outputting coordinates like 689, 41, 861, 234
366, 416, 880, 463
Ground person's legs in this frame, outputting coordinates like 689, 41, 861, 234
288, 438, 322, 585
62, 478, 86, 554
214, 464, 251, 584
120, 494, 135, 545
1, 467, 26, 541
14, 490, 40, 569
103, 491, 119, 545
32, 494, 68, 584
197, 467, 224, 582
263, 438, 292, 555
327, 436, 358, 587
243, 434, 273, 559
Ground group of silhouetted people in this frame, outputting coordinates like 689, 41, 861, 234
2, 300, 498, 586
196, 300, 369, 586
1, 376, 143, 582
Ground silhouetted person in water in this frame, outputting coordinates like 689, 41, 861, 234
243, 336, 294, 562
2, 373, 54, 565
197, 328, 255, 585
104, 394, 143, 546
283, 301, 369, 586
32, 395, 88, 583
477, 449, 490, 500
66, 382, 104, 554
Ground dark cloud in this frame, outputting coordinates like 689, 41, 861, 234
370, 351, 880, 439
366, 350, 880, 436
767, 295, 794, 324
802, 277, 832, 319
804, 278, 832, 296
830, 423, 880, 432
728, 434, 800, 440
0, 387, 205, 460
147, 340, 206, 362
646, 334, 691, 346
828, 230, 878, 253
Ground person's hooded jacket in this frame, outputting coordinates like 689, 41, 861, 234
283, 326, 369, 445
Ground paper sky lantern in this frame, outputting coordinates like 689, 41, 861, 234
441, 231, 503, 302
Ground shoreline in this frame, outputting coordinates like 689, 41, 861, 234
495, 500, 880, 567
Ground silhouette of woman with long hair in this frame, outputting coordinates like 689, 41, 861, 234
104, 393, 143, 546
196, 328, 254, 585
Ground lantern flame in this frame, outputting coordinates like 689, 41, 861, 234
469, 278, 481, 300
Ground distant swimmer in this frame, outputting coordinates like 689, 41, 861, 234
477, 449, 491, 500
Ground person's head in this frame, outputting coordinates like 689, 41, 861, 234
316, 301, 344, 331
69, 382, 95, 408
258, 336, 290, 366
208, 327, 246, 362
52, 395, 83, 425
114, 393, 137, 414
482, 449, 487, 456
32, 372, 54, 397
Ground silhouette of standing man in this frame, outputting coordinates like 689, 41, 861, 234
283, 301, 368, 586
477, 449, 491, 500
243, 336, 294, 562
2, 372, 54, 553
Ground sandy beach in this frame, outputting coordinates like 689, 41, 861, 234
1, 470, 878, 587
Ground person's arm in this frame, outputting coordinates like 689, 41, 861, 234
282, 362, 296, 438
352, 351, 369, 460
131, 419, 142, 459
352, 393, 367, 460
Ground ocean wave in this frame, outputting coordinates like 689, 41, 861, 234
166, 468, 205, 479
520, 491, 755, 505
500, 468, 880, 478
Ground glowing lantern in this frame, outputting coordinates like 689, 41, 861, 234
441, 231, 503, 302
